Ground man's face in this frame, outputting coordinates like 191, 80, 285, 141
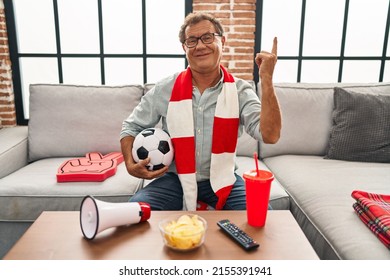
183, 20, 225, 74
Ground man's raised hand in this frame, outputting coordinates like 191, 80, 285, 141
255, 37, 278, 80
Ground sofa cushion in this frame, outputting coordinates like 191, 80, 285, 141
258, 82, 390, 159
325, 87, 390, 163
258, 83, 335, 158
263, 154, 390, 260
0, 126, 28, 179
0, 157, 143, 221
28, 84, 144, 162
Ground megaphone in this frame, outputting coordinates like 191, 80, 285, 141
80, 195, 151, 240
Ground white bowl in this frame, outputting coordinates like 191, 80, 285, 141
159, 214, 207, 251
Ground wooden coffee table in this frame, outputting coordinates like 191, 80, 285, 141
3, 210, 318, 260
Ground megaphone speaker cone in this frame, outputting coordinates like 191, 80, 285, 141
79, 195, 151, 240
80, 195, 99, 240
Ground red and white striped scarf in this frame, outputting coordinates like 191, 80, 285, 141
166, 65, 239, 210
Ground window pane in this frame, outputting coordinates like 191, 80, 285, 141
273, 60, 298, 83
303, 0, 344, 56
342, 61, 381, 82
262, 0, 301, 56
19, 58, 59, 118
146, 0, 184, 54
57, 0, 99, 53
147, 58, 185, 83
105, 58, 144, 85
301, 60, 339, 82
62, 58, 101, 85
344, 0, 389, 56
387, 34, 390, 58
102, 0, 143, 54
384, 62, 390, 82
13, 0, 56, 53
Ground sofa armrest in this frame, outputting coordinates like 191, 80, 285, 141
0, 126, 28, 179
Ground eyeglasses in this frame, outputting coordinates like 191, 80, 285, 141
183, 32, 222, 48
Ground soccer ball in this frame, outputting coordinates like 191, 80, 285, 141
132, 128, 174, 171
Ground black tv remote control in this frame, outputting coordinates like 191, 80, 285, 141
217, 219, 259, 251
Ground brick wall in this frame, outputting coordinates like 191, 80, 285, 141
0, 0, 16, 127
0, 0, 257, 127
193, 0, 256, 80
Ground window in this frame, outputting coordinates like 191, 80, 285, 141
7, 0, 390, 124
5, 0, 191, 124
255, 0, 390, 84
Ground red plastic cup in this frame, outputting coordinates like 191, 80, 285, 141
243, 169, 274, 227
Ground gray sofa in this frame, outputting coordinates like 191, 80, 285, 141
0, 82, 389, 260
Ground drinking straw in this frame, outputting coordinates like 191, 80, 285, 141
253, 152, 260, 176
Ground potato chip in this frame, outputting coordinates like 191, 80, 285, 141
161, 214, 206, 250
176, 214, 193, 225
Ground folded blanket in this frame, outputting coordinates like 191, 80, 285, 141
352, 190, 390, 249
352, 202, 390, 249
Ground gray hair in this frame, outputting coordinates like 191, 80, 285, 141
179, 12, 224, 43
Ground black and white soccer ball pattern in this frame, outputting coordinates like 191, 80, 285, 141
132, 128, 174, 171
